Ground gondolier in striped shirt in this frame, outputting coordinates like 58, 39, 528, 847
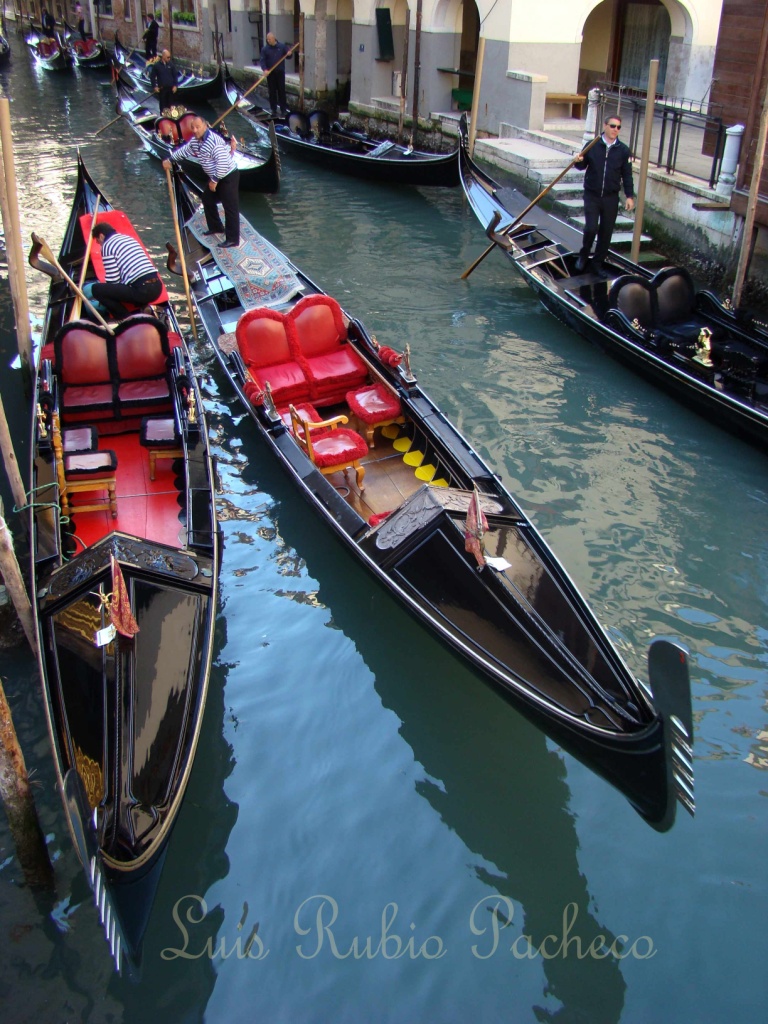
85, 223, 163, 319
163, 116, 240, 248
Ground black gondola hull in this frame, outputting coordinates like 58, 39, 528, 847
223, 74, 459, 187
30, 155, 219, 973
458, 116, 768, 453
175, 168, 693, 831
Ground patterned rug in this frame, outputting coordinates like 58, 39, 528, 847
186, 208, 304, 309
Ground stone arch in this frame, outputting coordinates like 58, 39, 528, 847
578, 0, 703, 98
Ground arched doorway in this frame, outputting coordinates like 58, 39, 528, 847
579, 0, 671, 95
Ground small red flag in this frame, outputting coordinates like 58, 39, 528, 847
110, 555, 140, 637
464, 487, 488, 569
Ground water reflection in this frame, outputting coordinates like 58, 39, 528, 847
241, 426, 628, 1022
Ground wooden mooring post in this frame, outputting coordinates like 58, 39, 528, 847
0, 97, 33, 381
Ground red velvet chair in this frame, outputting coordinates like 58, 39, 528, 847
236, 307, 311, 406
287, 294, 368, 404
288, 404, 368, 490
114, 317, 172, 417
54, 322, 115, 425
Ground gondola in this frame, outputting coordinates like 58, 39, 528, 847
0, 34, 11, 64
166, 164, 695, 832
26, 28, 72, 70
116, 80, 280, 194
113, 32, 223, 103
28, 154, 219, 973
458, 116, 768, 452
224, 71, 459, 187
62, 21, 111, 69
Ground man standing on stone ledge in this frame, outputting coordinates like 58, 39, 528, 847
260, 32, 291, 118
574, 114, 635, 278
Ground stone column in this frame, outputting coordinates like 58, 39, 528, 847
582, 88, 600, 148
715, 124, 744, 198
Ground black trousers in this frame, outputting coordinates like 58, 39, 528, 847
201, 168, 240, 244
579, 191, 620, 265
92, 274, 162, 320
266, 70, 287, 113
157, 86, 176, 112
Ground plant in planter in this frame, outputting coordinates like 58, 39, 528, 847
172, 10, 197, 24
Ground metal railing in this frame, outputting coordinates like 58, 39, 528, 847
596, 81, 726, 188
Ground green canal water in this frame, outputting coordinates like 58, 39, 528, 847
1, 43, 766, 1024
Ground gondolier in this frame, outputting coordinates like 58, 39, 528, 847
143, 14, 159, 59
85, 222, 163, 319
574, 115, 635, 278
260, 32, 291, 117
42, 7, 55, 36
149, 49, 179, 111
163, 116, 240, 248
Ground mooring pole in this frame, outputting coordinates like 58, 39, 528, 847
0, 393, 28, 514
0, 98, 33, 379
0, 512, 36, 653
0, 677, 55, 891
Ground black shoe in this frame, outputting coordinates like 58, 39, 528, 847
592, 262, 611, 279
218, 240, 239, 249
574, 255, 587, 274
203, 228, 223, 236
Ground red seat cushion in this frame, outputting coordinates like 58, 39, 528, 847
118, 379, 171, 403
310, 428, 368, 469
346, 383, 402, 422
304, 349, 368, 395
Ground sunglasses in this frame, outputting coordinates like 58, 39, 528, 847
606, 123, 621, 129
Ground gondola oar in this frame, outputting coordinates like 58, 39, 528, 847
93, 87, 155, 137
210, 43, 300, 129
30, 233, 114, 333
164, 165, 198, 342
460, 135, 601, 280
69, 198, 100, 321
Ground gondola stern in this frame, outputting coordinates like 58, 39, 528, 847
647, 638, 695, 826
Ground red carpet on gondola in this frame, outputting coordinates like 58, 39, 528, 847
69, 432, 184, 550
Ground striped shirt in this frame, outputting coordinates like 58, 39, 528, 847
171, 128, 236, 182
101, 233, 157, 285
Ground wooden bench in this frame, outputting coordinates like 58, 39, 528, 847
546, 92, 586, 118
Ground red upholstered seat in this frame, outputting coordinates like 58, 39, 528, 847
346, 382, 404, 446
156, 118, 180, 143
178, 113, 197, 141
54, 323, 115, 423
115, 317, 172, 415
287, 294, 367, 401
288, 403, 367, 490
236, 307, 311, 405
310, 429, 368, 468
278, 402, 322, 438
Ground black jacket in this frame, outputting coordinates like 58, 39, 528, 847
149, 59, 180, 90
576, 138, 634, 199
